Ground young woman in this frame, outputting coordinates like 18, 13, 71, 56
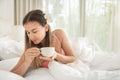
11, 9, 76, 76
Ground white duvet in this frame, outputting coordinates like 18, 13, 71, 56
0, 56, 120, 80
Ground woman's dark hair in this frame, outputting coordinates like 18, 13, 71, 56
23, 9, 51, 68
23, 10, 47, 26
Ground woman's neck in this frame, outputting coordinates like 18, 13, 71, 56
40, 38, 46, 47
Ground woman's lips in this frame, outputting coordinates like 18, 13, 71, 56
32, 39, 37, 43
32, 39, 41, 44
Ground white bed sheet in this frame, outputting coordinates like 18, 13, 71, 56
0, 69, 26, 80
25, 68, 55, 80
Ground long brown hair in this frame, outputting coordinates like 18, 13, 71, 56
23, 10, 51, 68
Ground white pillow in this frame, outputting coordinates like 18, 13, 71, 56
0, 18, 12, 38
10, 25, 25, 42
72, 37, 99, 63
0, 70, 26, 80
0, 57, 19, 71
0, 18, 25, 42
0, 37, 24, 60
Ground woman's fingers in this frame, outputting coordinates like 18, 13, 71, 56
51, 53, 57, 60
39, 54, 57, 61
27, 51, 40, 57
39, 56, 52, 61
26, 47, 40, 56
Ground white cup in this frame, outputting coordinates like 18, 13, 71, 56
40, 47, 55, 57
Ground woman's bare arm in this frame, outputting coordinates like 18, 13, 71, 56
11, 47, 40, 76
53, 29, 76, 63
10, 54, 31, 76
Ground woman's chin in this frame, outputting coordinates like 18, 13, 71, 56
33, 41, 40, 44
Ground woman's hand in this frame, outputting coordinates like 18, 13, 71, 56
39, 52, 57, 62
24, 47, 40, 64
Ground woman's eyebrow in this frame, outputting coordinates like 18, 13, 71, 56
25, 28, 37, 32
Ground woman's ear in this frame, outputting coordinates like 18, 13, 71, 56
45, 24, 49, 32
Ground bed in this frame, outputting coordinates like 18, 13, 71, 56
0, 19, 120, 80
0, 54, 120, 80
0, 37, 120, 80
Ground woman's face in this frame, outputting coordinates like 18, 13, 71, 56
24, 21, 48, 44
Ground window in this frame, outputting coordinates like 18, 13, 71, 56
40, 0, 81, 40
85, 0, 119, 53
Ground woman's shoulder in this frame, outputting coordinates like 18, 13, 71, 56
51, 29, 65, 42
52, 29, 65, 36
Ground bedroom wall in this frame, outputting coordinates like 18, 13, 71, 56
0, 0, 14, 25
0, 0, 25, 42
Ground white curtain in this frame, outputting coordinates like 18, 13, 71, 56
14, 0, 119, 53
40, 0, 81, 40
85, 0, 120, 53
108, 0, 120, 53
14, 0, 42, 25
14, 0, 82, 40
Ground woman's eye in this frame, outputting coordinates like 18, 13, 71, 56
33, 31, 37, 33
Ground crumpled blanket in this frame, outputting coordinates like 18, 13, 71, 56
48, 60, 88, 80
48, 60, 120, 80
